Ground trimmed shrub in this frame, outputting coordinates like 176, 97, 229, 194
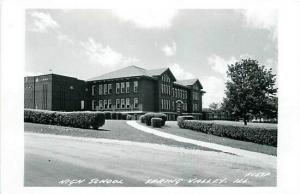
111, 112, 117, 120
177, 115, 194, 128
177, 119, 277, 146
144, 112, 167, 126
140, 115, 146, 123
151, 118, 163, 128
117, 112, 122, 120
126, 114, 132, 120
121, 113, 128, 120
104, 111, 112, 119
24, 109, 105, 129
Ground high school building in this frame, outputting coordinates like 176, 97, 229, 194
24, 65, 205, 119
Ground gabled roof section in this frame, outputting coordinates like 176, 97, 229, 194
87, 65, 149, 81
146, 68, 168, 77
175, 78, 203, 89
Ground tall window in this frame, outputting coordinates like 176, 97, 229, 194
99, 100, 103, 110
126, 98, 130, 108
92, 100, 95, 110
108, 84, 112, 94
121, 82, 125, 93
116, 83, 120, 94
126, 82, 130, 93
108, 99, 112, 109
134, 98, 139, 108
104, 100, 107, 109
121, 99, 125, 108
161, 99, 164, 109
99, 85, 103, 95
134, 81, 138, 92
104, 84, 107, 95
92, 85, 95, 96
116, 99, 120, 109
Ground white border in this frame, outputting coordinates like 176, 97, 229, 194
1, 0, 300, 194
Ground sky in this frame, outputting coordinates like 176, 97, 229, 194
25, 9, 277, 108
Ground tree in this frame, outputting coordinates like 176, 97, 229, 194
222, 58, 277, 125
209, 102, 220, 112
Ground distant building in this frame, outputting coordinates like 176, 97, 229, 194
24, 65, 205, 119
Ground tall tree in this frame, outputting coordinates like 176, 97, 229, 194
222, 59, 277, 125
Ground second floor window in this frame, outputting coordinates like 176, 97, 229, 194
104, 84, 107, 95
126, 82, 130, 93
108, 84, 112, 94
108, 99, 112, 109
116, 83, 120, 94
99, 85, 103, 95
121, 82, 125, 93
92, 85, 95, 96
92, 100, 95, 110
134, 81, 138, 92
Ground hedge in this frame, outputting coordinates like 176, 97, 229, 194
140, 115, 146, 123
24, 109, 105, 129
143, 112, 167, 126
177, 115, 194, 128
151, 118, 163, 128
178, 120, 277, 146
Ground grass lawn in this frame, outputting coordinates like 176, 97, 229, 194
149, 121, 277, 156
24, 120, 219, 152
195, 120, 277, 130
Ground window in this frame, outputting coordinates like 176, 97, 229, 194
134, 98, 139, 108
172, 101, 175, 110
172, 88, 174, 97
104, 100, 107, 109
126, 98, 130, 108
81, 100, 84, 110
108, 99, 112, 109
121, 82, 125, 93
99, 85, 103, 95
116, 99, 120, 109
175, 89, 178, 98
121, 99, 125, 108
134, 81, 138, 92
126, 82, 130, 93
92, 85, 95, 96
108, 84, 112, 94
92, 100, 95, 110
104, 84, 107, 95
116, 83, 120, 94
161, 99, 164, 109
161, 84, 164, 93
99, 100, 103, 110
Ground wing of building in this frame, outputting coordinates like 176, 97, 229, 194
24, 65, 205, 120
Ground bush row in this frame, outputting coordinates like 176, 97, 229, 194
178, 120, 277, 147
177, 115, 194, 128
141, 112, 167, 126
102, 112, 130, 120
24, 109, 105, 129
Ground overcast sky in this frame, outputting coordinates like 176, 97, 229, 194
25, 9, 277, 108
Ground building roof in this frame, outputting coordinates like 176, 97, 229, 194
88, 65, 168, 81
174, 79, 198, 86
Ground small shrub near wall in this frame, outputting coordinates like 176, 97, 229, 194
143, 113, 167, 126
177, 116, 194, 128
151, 118, 163, 128
24, 109, 105, 129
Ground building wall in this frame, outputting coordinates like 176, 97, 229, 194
24, 77, 35, 109
33, 75, 53, 110
87, 77, 153, 112
51, 74, 86, 111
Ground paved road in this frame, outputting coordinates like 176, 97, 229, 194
25, 133, 276, 187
